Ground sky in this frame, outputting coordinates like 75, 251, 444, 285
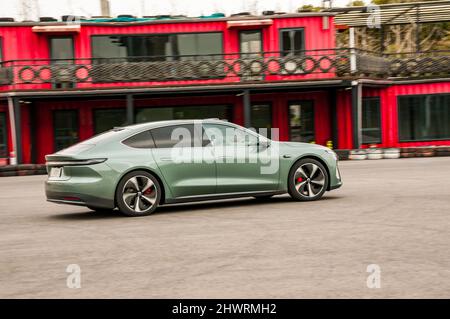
0, 0, 362, 21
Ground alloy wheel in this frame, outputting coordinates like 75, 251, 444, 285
122, 175, 157, 214
293, 163, 326, 198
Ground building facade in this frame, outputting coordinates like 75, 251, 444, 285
0, 12, 449, 164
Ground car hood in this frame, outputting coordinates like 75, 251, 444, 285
277, 141, 327, 150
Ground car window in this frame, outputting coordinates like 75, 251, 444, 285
123, 130, 155, 149
151, 124, 198, 148
203, 123, 258, 146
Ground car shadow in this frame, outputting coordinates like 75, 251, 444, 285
47, 195, 342, 220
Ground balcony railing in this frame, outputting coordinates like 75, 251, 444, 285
0, 49, 448, 90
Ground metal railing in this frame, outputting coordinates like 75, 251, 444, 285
0, 49, 448, 89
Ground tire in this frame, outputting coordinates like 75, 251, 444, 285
115, 170, 161, 217
87, 206, 114, 213
288, 158, 328, 201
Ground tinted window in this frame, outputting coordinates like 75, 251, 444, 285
92, 33, 222, 60
362, 97, 381, 144
289, 101, 315, 143
123, 130, 155, 149
251, 104, 272, 138
53, 110, 78, 151
398, 94, 450, 141
50, 37, 74, 61
94, 108, 127, 134
151, 124, 197, 148
203, 124, 258, 146
281, 29, 305, 56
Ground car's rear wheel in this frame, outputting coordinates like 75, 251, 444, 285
288, 158, 328, 201
116, 171, 161, 217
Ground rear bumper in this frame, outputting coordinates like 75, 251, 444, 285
46, 189, 115, 209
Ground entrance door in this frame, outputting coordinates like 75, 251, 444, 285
288, 101, 315, 143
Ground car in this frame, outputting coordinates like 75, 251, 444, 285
45, 119, 342, 217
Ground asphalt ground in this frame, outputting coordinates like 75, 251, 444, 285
0, 157, 449, 298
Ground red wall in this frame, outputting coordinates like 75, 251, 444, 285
336, 81, 450, 150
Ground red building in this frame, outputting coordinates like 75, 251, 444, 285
0, 9, 449, 165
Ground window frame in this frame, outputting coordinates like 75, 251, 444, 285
361, 96, 382, 144
279, 28, 306, 56
397, 93, 450, 142
53, 109, 79, 152
287, 100, 315, 143
90, 31, 224, 60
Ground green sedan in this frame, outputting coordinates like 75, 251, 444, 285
46, 119, 342, 216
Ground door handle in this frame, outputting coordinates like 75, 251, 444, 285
160, 157, 172, 162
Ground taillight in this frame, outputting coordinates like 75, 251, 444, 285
46, 158, 107, 167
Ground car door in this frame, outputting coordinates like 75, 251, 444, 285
150, 123, 216, 198
203, 123, 279, 194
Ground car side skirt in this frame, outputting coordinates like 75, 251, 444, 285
164, 190, 286, 204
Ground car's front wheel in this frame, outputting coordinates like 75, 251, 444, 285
116, 171, 161, 217
288, 158, 328, 201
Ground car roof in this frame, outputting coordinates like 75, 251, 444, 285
121, 119, 231, 132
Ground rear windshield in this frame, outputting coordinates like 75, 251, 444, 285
57, 129, 124, 155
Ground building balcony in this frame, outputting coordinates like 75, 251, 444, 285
0, 49, 449, 92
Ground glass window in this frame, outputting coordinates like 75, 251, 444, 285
135, 105, 231, 123
289, 101, 315, 143
49, 37, 74, 62
398, 94, 450, 141
239, 30, 262, 57
151, 124, 197, 148
93, 108, 127, 134
362, 97, 382, 144
203, 123, 258, 147
251, 104, 272, 138
123, 130, 155, 149
53, 110, 79, 151
280, 29, 305, 56
92, 33, 223, 61
0, 112, 7, 158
